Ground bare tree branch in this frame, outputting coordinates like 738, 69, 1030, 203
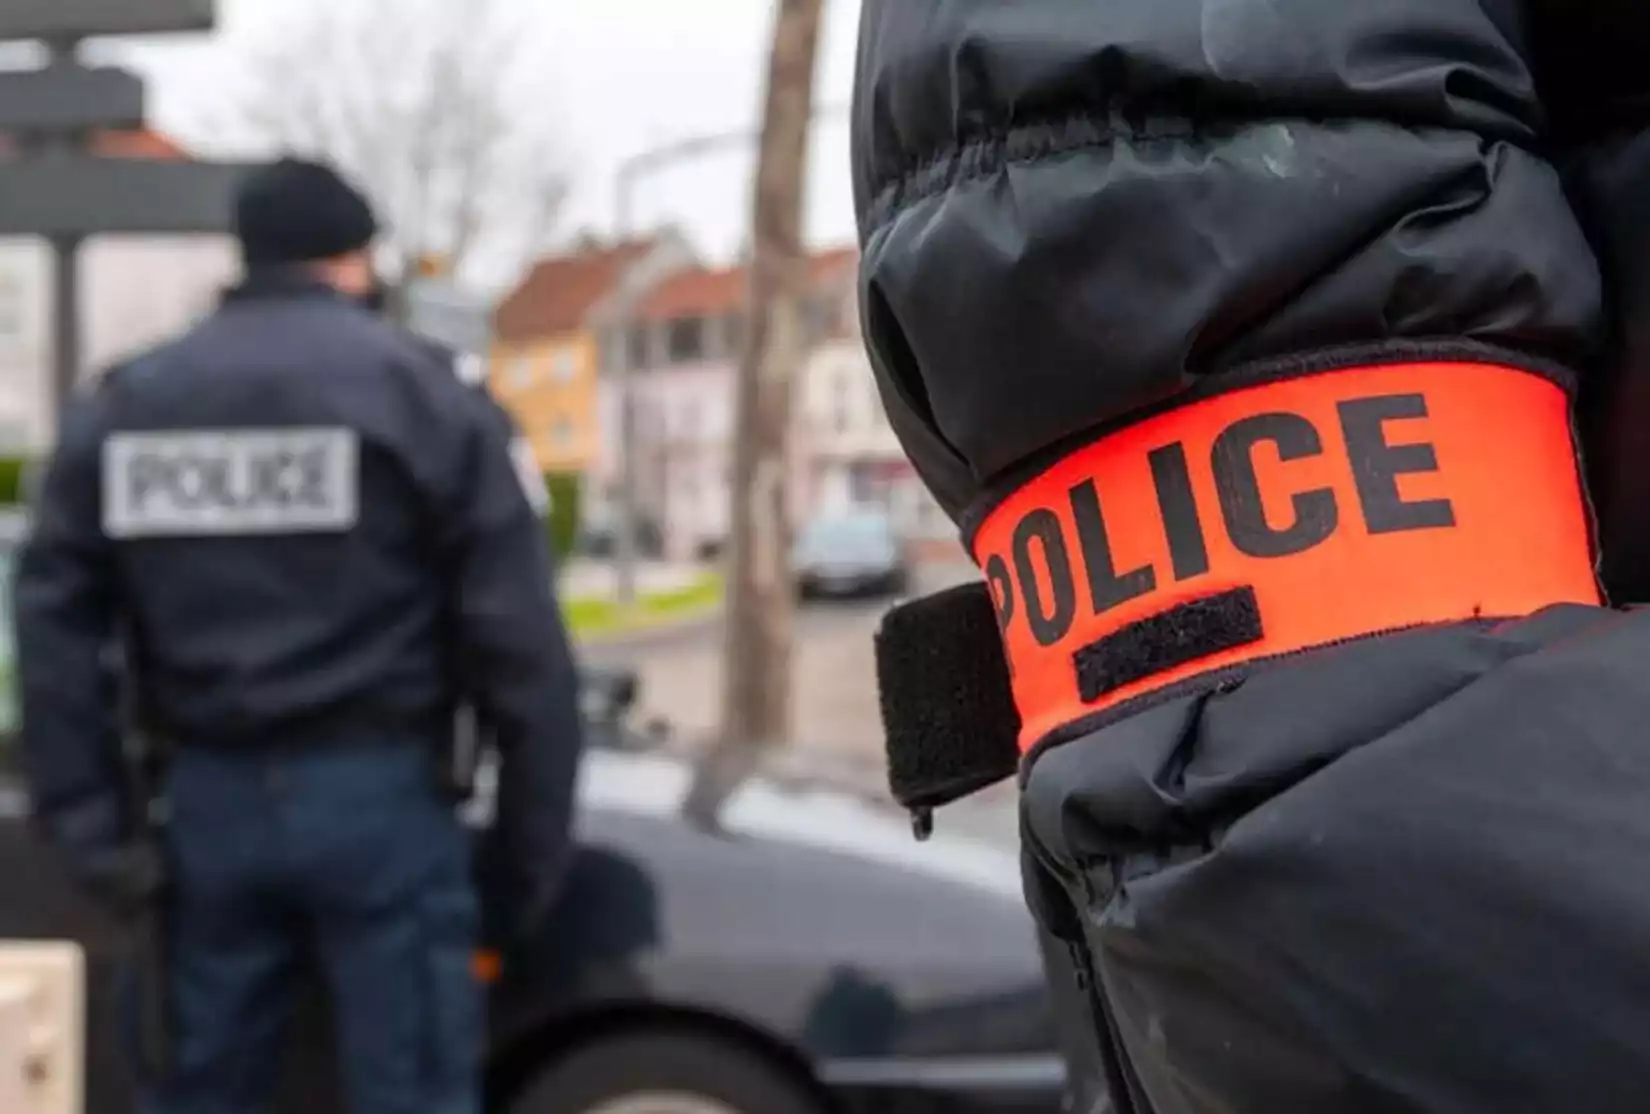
199, 0, 570, 287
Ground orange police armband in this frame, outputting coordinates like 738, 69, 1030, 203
970, 361, 1602, 752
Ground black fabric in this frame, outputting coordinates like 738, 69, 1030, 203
849, 2, 1650, 1112
233, 158, 378, 266
1074, 589, 1262, 704
1021, 607, 1650, 1113
1531, 2, 1650, 605
874, 582, 1020, 812
852, 0, 1601, 522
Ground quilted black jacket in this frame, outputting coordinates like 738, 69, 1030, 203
856, 3, 1650, 1111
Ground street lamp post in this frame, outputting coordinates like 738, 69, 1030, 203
607, 106, 845, 607
610, 131, 752, 607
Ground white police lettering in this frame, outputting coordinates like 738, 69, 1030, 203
454, 352, 486, 385
101, 428, 359, 538
509, 437, 550, 515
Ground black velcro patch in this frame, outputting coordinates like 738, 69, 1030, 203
1074, 587, 1263, 703
875, 582, 1021, 812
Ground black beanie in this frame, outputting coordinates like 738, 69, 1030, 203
234, 157, 378, 266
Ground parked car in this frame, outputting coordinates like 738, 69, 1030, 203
0, 525, 1067, 1113
576, 506, 664, 559
794, 509, 910, 600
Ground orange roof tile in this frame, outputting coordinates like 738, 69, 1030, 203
639, 246, 858, 322
809, 245, 860, 281
494, 240, 655, 342
0, 128, 190, 160
89, 129, 189, 160
641, 265, 746, 321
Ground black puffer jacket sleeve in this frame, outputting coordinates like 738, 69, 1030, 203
1533, 0, 1650, 602
853, 0, 1601, 514
856, 5, 1650, 1114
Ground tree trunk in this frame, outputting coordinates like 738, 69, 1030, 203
681, 0, 824, 829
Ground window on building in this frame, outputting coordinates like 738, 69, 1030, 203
803, 295, 840, 343
506, 353, 537, 391
665, 316, 706, 363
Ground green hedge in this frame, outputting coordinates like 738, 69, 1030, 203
0, 458, 33, 506
544, 472, 582, 560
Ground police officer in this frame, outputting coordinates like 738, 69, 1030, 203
13, 157, 584, 1114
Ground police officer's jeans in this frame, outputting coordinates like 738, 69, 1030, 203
138, 738, 481, 1114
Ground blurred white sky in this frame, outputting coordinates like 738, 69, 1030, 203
104, 0, 863, 266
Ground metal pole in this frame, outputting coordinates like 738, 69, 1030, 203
41, 37, 85, 427
51, 234, 81, 414
612, 167, 639, 607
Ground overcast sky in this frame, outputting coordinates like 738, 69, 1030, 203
105, 0, 863, 268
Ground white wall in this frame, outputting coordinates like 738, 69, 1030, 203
81, 236, 238, 376
0, 234, 237, 452
801, 338, 902, 459
0, 240, 51, 453
633, 359, 736, 558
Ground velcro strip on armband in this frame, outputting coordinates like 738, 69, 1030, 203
1075, 587, 1262, 702
875, 582, 1021, 811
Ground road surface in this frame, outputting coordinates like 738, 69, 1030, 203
579, 562, 977, 760
579, 562, 1021, 848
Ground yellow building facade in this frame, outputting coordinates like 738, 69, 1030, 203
488, 331, 599, 474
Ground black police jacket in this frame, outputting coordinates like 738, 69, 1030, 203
13, 271, 583, 917
856, 3, 1650, 1112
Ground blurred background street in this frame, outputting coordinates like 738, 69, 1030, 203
0, 3, 1056, 1112
578, 558, 1021, 849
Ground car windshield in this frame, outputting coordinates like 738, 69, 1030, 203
795, 513, 895, 560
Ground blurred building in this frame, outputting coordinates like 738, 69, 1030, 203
0, 130, 237, 452
490, 231, 694, 475
795, 249, 948, 543
611, 259, 756, 560
589, 246, 950, 561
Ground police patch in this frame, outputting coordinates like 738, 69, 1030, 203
454, 352, 486, 385
509, 437, 551, 515
102, 428, 360, 539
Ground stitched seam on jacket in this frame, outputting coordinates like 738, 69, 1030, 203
861, 112, 1523, 233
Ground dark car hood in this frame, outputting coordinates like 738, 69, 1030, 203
488, 748, 1057, 1073
569, 749, 1025, 900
